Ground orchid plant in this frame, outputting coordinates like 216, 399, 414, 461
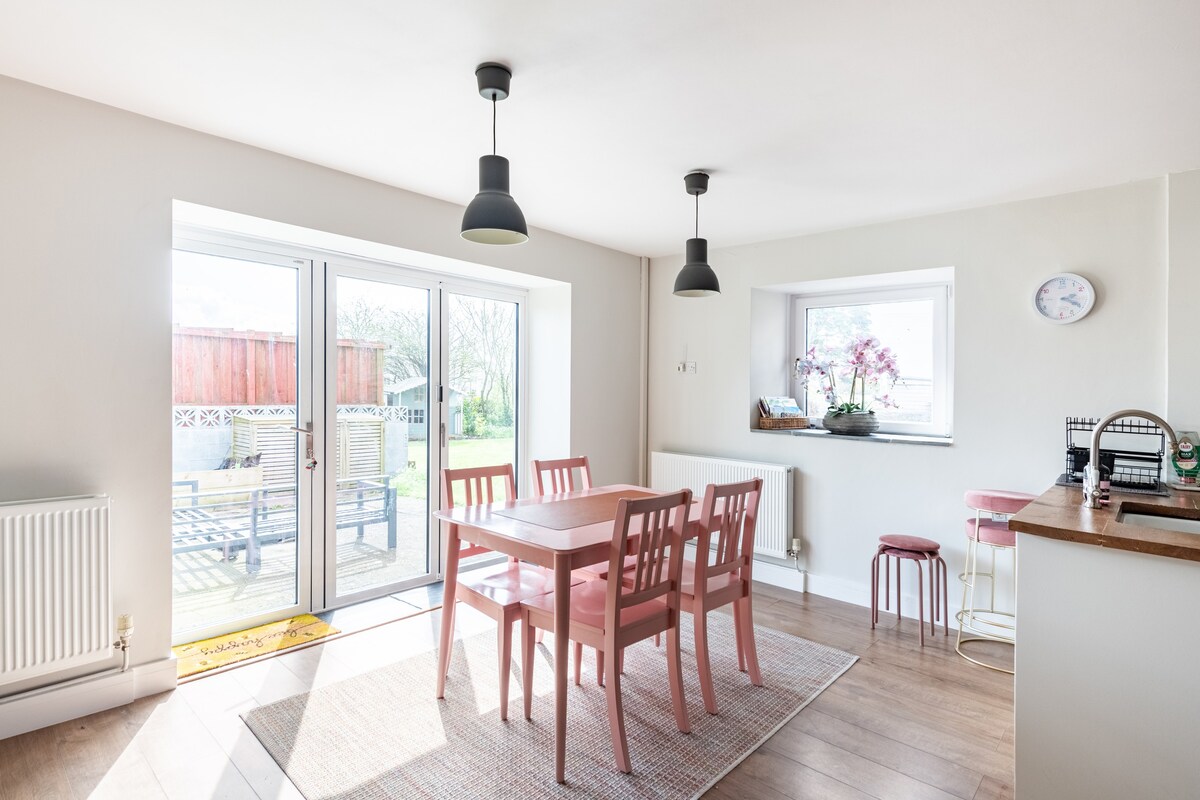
795, 336, 901, 416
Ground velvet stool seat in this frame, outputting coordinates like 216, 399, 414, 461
956, 489, 1037, 674
870, 534, 948, 646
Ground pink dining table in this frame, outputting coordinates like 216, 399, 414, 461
432, 483, 694, 783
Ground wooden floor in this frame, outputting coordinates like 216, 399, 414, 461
0, 585, 1014, 800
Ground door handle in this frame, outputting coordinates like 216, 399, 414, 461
291, 425, 317, 470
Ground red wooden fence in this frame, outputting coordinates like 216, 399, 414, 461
173, 327, 385, 405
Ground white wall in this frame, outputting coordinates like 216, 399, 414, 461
649, 178, 1176, 609
0, 75, 642, 693
1168, 169, 1200, 433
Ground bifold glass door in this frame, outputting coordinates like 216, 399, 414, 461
172, 237, 523, 642
325, 265, 439, 604
170, 244, 313, 639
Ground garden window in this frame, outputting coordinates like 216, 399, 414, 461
792, 282, 952, 437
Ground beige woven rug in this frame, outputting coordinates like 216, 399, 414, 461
242, 613, 856, 800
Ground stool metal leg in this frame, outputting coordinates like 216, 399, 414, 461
956, 513, 1016, 674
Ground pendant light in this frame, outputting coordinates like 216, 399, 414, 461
673, 171, 720, 297
461, 62, 529, 245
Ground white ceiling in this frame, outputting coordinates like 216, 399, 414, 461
2, 1, 1199, 257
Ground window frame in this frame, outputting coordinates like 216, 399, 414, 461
791, 281, 953, 438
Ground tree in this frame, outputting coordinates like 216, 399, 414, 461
337, 298, 428, 385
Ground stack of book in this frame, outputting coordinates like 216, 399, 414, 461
757, 397, 808, 429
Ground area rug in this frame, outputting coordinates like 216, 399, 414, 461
242, 614, 856, 799
174, 614, 341, 679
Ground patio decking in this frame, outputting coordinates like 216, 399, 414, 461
173, 499, 430, 635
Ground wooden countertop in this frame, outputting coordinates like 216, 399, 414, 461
1009, 484, 1200, 562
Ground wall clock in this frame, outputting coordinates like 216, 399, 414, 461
1034, 273, 1095, 324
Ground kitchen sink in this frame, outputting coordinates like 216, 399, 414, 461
1116, 504, 1200, 535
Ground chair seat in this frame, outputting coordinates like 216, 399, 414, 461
459, 562, 580, 609
965, 518, 1016, 548
880, 546, 942, 560
676, 559, 741, 597
574, 554, 639, 581
522, 578, 668, 631
964, 489, 1037, 515
879, 533, 940, 553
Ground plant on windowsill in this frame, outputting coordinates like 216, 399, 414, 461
795, 336, 900, 436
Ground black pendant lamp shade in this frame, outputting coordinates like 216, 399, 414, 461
673, 171, 720, 297
462, 63, 528, 245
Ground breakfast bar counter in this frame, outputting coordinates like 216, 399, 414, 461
1008, 483, 1200, 561
1009, 484, 1200, 800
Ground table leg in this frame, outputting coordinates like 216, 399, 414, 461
436, 523, 461, 700
554, 552, 570, 783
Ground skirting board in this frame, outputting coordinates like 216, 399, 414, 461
0, 658, 177, 740
753, 559, 965, 625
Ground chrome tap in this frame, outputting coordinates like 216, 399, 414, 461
1083, 409, 1179, 508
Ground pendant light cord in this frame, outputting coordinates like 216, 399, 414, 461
695, 192, 699, 238
492, 94, 497, 156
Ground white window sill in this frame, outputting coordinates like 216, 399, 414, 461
751, 427, 953, 447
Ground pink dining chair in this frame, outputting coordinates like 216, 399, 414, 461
437, 464, 578, 721
678, 478, 764, 715
530, 454, 634, 683
530, 456, 593, 496
520, 489, 693, 774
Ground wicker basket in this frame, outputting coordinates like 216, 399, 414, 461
759, 416, 809, 430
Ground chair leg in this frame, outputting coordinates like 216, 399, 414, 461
498, 620, 512, 721
596, 649, 605, 687
916, 559, 925, 647
732, 601, 747, 673
603, 647, 631, 773
871, 550, 879, 629
573, 641, 583, 686
666, 625, 691, 734
693, 609, 718, 715
736, 596, 763, 686
884, 549, 890, 610
936, 556, 945, 638
536, 627, 544, 644
618, 648, 624, 675
521, 615, 535, 720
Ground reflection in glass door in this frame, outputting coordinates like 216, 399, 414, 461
329, 271, 435, 601
170, 247, 310, 639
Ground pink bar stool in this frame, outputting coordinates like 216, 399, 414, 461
956, 489, 1036, 674
870, 534, 948, 646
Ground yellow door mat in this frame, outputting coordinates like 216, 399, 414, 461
173, 614, 340, 679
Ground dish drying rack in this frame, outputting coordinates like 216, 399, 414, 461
1055, 416, 1169, 496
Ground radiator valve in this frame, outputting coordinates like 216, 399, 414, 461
113, 613, 134, 671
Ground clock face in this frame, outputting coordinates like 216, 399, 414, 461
1035, 273, 1095, 324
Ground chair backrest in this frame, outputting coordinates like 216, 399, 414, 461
530, 456, 593, 497
441, 464, 516, 559
606, 489, 691, 629
694, 478, 763, 591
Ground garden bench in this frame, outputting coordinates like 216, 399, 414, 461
171, 475, 397, 574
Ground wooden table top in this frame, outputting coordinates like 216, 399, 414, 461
433, 484, 692, 556
1009, 484, 1200, 562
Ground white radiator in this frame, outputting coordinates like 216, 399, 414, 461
650, 452, 793, 559
0, 495, 112, 687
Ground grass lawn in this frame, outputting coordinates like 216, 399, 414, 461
397, 437, 516, 500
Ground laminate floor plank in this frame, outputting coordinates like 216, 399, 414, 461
789, 708, 984, 800
762, 726, 965, 800
973, 776, 1015, 800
